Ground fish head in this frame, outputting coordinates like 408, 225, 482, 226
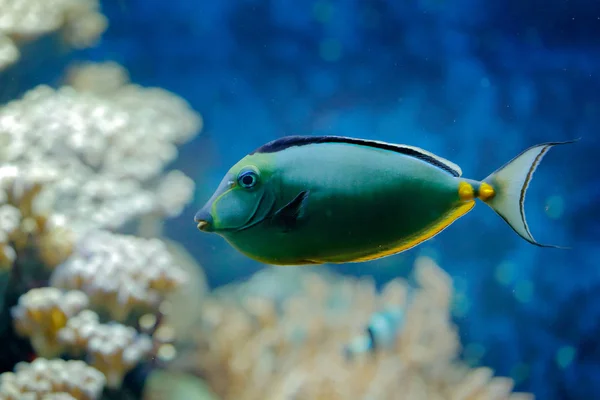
194, 154, 277, 234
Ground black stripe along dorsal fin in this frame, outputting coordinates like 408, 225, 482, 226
250, 135, 462, 177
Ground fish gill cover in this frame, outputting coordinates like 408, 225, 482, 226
0, 0, 598, 400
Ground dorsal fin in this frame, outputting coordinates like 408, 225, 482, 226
251, 135, 462, 177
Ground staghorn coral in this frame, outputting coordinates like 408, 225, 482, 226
182, 256, 534, 400
0, 0, 107, 71
0, 62, 202, 238
11, 288, 88, 358
50, 230, 188, 322
0, 357, 106, 400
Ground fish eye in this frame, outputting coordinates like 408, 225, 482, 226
238, 169, 259, 189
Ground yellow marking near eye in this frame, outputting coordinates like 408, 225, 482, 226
458, 181, 475, 201
478, 182, 496, 201
317, 200, 476, 263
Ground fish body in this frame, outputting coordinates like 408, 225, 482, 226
195, 136, 574, 265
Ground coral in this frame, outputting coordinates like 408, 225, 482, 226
11, 288, 88, 358
140, 314, 178, 364
182, 257, 534, 400
58, 310, 153, 389
0, 168, 75, 303
0, 358, 105, 400
0, 0, 107, 71
0, 34, 18, 69
143, 370, 220, 400
50, 231, 188, 322
0, 61, 204, 398
7, 229, 191, 389
64, 62, 130, 95
0, 167, 72, 270
7, 229, 190, 390
0, 63, 202, 237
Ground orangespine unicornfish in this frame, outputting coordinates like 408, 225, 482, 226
194, 135, 576, 265
343, 309, 405, 360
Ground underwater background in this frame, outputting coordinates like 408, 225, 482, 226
0, 0, 598, 399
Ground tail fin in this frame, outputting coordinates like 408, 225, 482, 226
480, 139, 578, 248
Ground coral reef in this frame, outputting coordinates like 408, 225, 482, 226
0, 61, 205, 398
0, 0, 108, 71
0, 61, 201, 237
143, 370, 220, 400
51, 231, 188, 322
0, 170, 75, 310
0, 358, 106, 400
58, 309, 153, 388
180, 256, 534, 400
11, 288, 89, 358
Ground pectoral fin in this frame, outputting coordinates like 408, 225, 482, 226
271, 190, 310, 232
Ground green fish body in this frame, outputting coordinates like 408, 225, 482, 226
195, 136, 574, 265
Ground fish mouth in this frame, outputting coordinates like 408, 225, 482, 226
195, 191, 276, 234
194, 209, 214, 232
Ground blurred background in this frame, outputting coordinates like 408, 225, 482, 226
0, 0, 598, 399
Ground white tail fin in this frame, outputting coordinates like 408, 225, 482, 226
481, 140, 578, 248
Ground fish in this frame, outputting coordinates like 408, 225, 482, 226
343, 309, 405, 360
194, 135, 576, 265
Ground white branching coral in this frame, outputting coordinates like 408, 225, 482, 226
58, 310, 153, 389
0, 61, 200, 397
0, 33, 18, 69
0, 64, 202, 236
0, 358, 105, 400
51, 230, 188, 322
183, 257, 534, 400
0, 0, 107, 70
0, 166, 74, 279
65, 61, 130, 95
8, 233, 191, 391
11, 288, 89, 358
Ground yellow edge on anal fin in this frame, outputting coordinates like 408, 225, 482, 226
333, 200, 476, 263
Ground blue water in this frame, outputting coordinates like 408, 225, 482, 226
13, 0, 600, 398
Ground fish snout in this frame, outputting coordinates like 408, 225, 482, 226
194, 209, 214, 232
